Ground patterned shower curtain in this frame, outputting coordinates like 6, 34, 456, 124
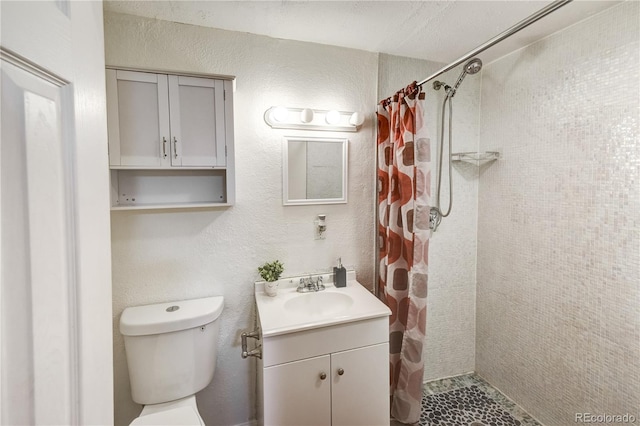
377, 82, 430, 424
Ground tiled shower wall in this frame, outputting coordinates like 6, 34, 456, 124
476, 2, 640, 425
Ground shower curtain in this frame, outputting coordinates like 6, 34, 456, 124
377, 82, 430, 424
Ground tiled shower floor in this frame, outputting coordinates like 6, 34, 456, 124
417, 374, 542, 426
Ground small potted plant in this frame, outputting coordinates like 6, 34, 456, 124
258, 260, 284, 296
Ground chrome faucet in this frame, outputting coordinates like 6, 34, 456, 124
297, 275, 325, 293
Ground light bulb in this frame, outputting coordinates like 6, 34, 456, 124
325, 110, 341, 125
349, 112, 365, 126
300, 108, 314, 123
272, 106, 288, 122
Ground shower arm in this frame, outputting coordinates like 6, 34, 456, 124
416, 0, 572, 87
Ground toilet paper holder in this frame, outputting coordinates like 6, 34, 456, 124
241, 327, 262, 359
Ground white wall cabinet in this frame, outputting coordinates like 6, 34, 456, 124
168, 75, 226, 167
257, 316, 390, 426
106, 68, 235, 209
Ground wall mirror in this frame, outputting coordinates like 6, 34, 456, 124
283, 136, 348, 205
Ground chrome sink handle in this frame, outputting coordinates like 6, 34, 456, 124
307, 275, 314, 291
297, 277, 314, 293
316, 276, 325, 291
297, 278, 307, 293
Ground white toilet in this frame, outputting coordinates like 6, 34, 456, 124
120, 296, 224, 425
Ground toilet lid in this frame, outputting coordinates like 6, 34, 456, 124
131, 407, 203, 425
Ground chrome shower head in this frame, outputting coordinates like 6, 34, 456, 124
464, 58, 483, 75
452, 58, 483, 92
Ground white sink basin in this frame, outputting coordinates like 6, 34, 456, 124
284, 291, 354, 316
254, 271, 391, 337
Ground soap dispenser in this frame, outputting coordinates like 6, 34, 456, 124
333, 257, 347, 288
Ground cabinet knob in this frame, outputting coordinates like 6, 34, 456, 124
337, 368, 344, 376
319, 372, 327, 380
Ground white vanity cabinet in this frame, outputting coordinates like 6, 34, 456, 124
263, 354, 331, 425
262, 343, 388, 426
329, 343, 389, 425
257, 313, 390, 426
106, 68, 235, 209
253, 275, 391, 426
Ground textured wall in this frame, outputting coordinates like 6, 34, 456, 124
476, 2, 640, 425
104, 13, 378, 426
378, 54, 479, 382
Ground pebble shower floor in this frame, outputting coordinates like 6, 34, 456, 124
418, 374, 542, 426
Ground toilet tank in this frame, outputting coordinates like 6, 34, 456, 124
120, 296, 224, 405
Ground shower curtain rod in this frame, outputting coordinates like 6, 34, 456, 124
415, 0, 572, 88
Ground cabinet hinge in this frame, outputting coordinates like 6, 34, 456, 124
225, 145, 228, 157
223, 90, 226, 101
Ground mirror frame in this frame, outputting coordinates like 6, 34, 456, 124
282, 136, 348, 206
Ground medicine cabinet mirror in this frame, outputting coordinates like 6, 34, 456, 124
283, 136, 348, 205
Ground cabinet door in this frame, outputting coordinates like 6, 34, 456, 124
168, 75, 226, 167
331, 343, 390, 426
106, 70, 170, 167
263, 355, 331, 426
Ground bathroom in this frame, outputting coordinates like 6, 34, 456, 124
1, 1, 638, 425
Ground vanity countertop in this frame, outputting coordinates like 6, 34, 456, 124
255, 271, 391, 337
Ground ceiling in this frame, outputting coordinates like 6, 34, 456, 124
104, 1, 621, 65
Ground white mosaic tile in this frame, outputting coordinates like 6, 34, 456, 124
477, 2, 640, 425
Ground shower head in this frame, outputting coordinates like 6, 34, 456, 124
452, 58, 483, 92
464, 58, 483, 75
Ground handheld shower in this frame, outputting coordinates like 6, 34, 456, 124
429, 58, 483, 231
452, 58, 483, 93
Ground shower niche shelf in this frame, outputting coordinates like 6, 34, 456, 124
452, 151, 500, 165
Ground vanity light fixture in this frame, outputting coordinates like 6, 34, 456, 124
264, 106, 364, 132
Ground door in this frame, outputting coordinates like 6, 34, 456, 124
263, 355, 331, 426
331, 343, 390, 426
1, 1, 113, 424
168, 75, 226, 167
1, 57, 75, 425
106, 69, 171, 167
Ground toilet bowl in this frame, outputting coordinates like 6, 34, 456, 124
120, 296, 224, 426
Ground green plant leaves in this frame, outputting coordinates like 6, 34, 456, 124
258, 260, 284, 282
